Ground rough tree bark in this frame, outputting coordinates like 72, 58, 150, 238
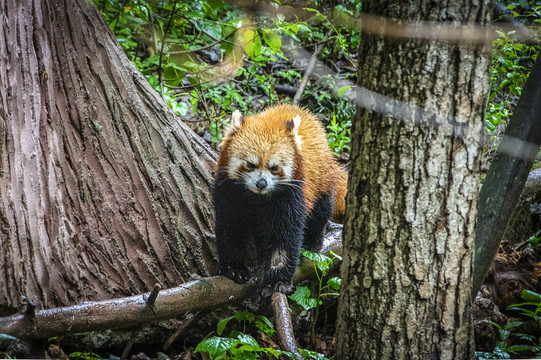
0, 0, 217, 313
335, 1, 491, 359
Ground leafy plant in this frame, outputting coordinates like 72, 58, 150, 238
195, 333, 290, 359
69, 351, 102, 360
288, 250, 341, 345
486, 3, 540, 134
327, 113, 351, 156
299, 348, 331, 360
194, 311, 289, 359
475, 321, 527, 359
216, 311, 276, 337
477, 289, 541, 359
289, 250, 342, 311
195, 308, 333, 359
508, 289, 541, 324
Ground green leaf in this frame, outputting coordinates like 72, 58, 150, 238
287, 23, 299, 34
194, 337, 236, 358
273, 350, 297, 359
327, 277, 342, 290
288, 286, 318, 310
330, 250, 342, 261
217, 316, 234, 335
206, 0, 226, 11
508, 302, 541, 309
261, 347, 283, 358
522, 289, 541, 301
237, 333, 260, 349
337, 85, 351, 97
244, 29, 262, 59
506, 344, 533, 352
504, 321, 524, 330
234, 310, 256, 323
262, 30, 282, 51
299, 348, 330, 360
301, 250, 332, 264
255, 315, 276, 336
204, 22, 222, 40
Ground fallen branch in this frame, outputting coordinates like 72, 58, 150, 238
0, 277, 254, 340
271, 292, 302, 360
0, 224, 342, 341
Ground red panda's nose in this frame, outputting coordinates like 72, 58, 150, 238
256, 178, 268, 189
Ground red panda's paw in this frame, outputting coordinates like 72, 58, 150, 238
260, 280, 294, 298
219, 263, 250, 284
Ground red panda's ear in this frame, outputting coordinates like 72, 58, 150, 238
285, 115, 301, 137
219, 110, 245, 151
285, 115, 302, 149
230, 110, 245, 130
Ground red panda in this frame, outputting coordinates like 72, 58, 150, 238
212, 104, 347, 295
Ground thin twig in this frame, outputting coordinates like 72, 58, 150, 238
163, 311, 205, 350
169, 29, 238, 55
292, 30, 333, 106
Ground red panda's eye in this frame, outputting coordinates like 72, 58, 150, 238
270, 165, 279, 173
246, 162, 256, 171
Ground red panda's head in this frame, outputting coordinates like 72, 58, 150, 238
217, 110, 303, 195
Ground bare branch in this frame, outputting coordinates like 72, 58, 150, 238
0, 277, 254, 340
271, 292, 302, 360
169, 29, 239, 55
292, 30, 333, 106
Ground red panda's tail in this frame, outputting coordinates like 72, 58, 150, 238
332, 166, 348, 224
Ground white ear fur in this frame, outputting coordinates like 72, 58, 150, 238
288, 115, 301, 137
218, 110, 245, 151
286, 115, 302, 149
231, 110, 245, 130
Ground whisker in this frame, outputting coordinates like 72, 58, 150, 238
276, 179, 304, 186
279, 179, 304, 184
276, 182, 303, 191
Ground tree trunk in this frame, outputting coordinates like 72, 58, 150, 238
0, 0, 217, 313
473, 55, 541, 294
335, 1, 491, 359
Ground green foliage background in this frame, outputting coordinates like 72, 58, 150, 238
94, 0, 359, 154
95, 0, 540, 158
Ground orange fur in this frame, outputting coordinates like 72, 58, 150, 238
217, 104, 347, 221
